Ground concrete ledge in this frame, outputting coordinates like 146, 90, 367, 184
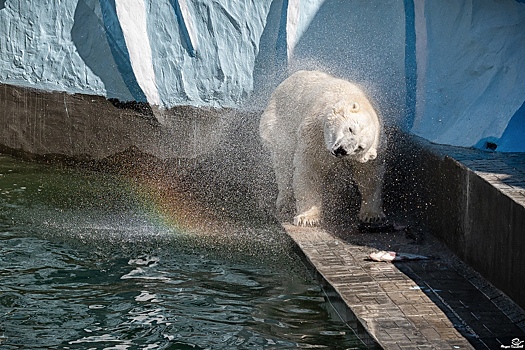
394, 137, 525, 310
284, 224, 474, 349
0, 83, 229, 160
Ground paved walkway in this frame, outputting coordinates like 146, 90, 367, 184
446, 148, 525, 208
285, 224, 472, 349
283, 148, 525, 350
285, 223, 525, 349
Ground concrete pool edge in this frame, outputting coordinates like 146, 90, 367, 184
284, 224, 475, 349
288, 228, 382, 349
398, 136, 525, 311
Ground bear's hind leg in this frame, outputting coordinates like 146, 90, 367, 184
271, 151, 295, 222
353, 160, 386, 223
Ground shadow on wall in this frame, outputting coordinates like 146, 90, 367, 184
481, 100, 525, 153
71, 0, 147, 102
498, 100, 525, 152
251, 0, 287, 110
168, 0, 197, 57
293, 0, 406, 126
0, 0, 6, 10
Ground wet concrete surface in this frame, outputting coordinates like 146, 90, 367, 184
285, 222, 525, 349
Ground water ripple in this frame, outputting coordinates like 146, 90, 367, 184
0, 155, 366, 349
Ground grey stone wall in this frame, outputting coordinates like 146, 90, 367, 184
388, 133, 525, 310
0, 83, 229, 160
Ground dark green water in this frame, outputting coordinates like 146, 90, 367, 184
0, 155, 365, 349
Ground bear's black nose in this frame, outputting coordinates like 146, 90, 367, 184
332, 146, 347, 157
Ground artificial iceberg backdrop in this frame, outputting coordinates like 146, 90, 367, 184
0, 0, 524, 154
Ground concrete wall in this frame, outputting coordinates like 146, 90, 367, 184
2, 0, 524, 155
0, 84, 229, 160
389, 135, 525, 309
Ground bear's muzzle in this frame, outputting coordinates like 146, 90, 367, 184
330, 144, 364, 158
332, 145, 348, 157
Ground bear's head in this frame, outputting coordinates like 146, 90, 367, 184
323, 101, 378, 163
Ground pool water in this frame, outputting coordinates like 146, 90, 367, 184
0, 155, 366, 349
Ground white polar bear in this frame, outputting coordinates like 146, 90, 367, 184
259, 70, 386, 227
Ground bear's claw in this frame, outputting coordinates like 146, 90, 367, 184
293, 215, 321, 227
293, 207, 321, 227
358, 211, 386, 224
361, 216, 386, 223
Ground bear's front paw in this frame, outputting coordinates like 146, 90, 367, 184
358, 210, 386, 224
293, 206, 321, 227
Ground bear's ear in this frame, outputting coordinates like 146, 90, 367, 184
332, 102, 359, 116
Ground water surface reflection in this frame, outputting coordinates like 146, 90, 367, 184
0, 155, 365, 349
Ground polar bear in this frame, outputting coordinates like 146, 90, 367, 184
259, 70, 386, 227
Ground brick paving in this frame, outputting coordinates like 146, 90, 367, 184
286, 224, 474, 349
448, 149, 525, 208
285, 222, 525, 349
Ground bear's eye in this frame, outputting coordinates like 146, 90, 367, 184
348, 127, 353, 133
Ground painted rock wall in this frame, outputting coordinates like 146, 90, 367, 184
0, 0, 272, 107
412, 0, 525, 152
0, 0, 524, 154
